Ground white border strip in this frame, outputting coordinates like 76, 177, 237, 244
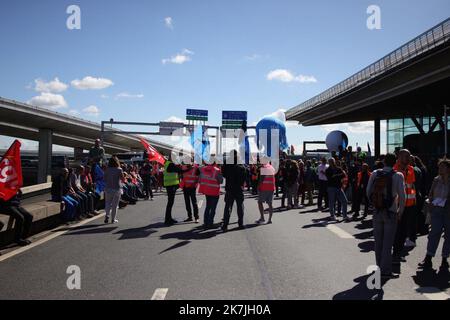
151, 288, 169, 300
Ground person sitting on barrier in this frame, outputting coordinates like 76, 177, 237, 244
51, 168, 81, 221
81, 165, 101, 213
0, 190, 33, 246
71, 166, 96, 218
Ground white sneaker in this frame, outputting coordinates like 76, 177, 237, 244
404, 239, 416, 247
112, 219, 119, 224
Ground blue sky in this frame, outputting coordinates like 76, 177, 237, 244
0, 0, 449, 152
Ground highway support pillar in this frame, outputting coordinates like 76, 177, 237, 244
374, 119, 381, 158
38, 128, 53, 183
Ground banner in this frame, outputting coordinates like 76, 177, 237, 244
140, 138, 165, 165
0, 140, 23, 201
94, 164, 105, 194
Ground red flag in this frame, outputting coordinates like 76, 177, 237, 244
0, 140, 23, 201
139, 138, 165, 165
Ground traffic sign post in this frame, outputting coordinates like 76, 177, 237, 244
186, 109, 208, 122
222, 111, 247, 130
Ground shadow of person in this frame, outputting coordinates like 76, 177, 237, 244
412, 267, 450, 292
354, 219, 373, 230
65, 226, 118, 236
160, 226, 220, 242
333, 275, 385, 300
114, 223, 159, 240
354, 230, 374, 240
358, 240, 375, 253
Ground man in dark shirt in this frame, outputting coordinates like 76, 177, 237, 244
221, 150, 247, 232
0, 190, 33, 246
51, 168, 80, 221
325, 158, 349, 221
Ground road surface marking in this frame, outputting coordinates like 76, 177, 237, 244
0, 212, 105, 262
151, 288, 168, 300
416, 287, 450, 300
326, 224, 354, 239
198, 200, 204, 208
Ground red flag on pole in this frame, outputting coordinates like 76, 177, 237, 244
139, 138, 165, 165
0, 140, 23, 201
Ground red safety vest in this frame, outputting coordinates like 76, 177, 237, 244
198, 165, 221, 196
394, 163, 416, 207
258, 164, 276, 192
182, 166, 199, 189
357, 171, 372, 188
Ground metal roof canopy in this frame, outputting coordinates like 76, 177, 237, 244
286, 18, 450, 126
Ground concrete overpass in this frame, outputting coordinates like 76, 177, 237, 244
0, 96, 177, 182
286, 18, 450, 156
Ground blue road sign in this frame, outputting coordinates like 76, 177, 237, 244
186, 109, 208, 117
222, 111, 247, 121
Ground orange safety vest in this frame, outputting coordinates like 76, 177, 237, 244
258, 164, 276, 192
181, 166, 199, 189
357, 171, 372, 188
394, 163, 416, 207
198, 165, 221, 196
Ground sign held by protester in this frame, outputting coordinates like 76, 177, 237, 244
0, 140, 23, 201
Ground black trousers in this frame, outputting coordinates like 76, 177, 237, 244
317, 180, 328, 209
165, 185, 178, 222
393, 206, 417, 256
223, 191, 244, 227
183, 188, 199, 219
2, 206, 33, 241
143, 179, 153, 199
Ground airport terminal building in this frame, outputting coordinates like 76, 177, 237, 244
286, 18, 450, 161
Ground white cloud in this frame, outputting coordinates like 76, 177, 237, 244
28, 93, 68, 110
71, 76, 114, 90
267, 69, 317, 83
162, 49, 194, 65
68, 109, 80, 116
164, 17, 173, 29
82, 105, 100, 116
116, 92, 144, 99
100, 94, 109, 99
34, 77, 68, 93
164, 116, 186, 123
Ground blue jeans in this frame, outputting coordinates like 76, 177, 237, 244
427, 206, 450, 258
204, 196, 219, 226
62, 195, 79, 220
327, 187, 348, 218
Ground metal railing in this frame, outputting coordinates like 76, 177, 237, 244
286, 18, 450, 118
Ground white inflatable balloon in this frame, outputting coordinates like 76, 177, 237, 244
325, 130, 349, 152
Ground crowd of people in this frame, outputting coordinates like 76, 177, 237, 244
2, 138, 450, 283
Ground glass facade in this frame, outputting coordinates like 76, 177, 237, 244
386, 116, 450, 155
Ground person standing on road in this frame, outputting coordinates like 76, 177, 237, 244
285, 160, 299, 209
317, 157, 329, 211
104, 156, 125, 224
163, 156, 183, 226
393, 149, 417, 261
222, 150, 247, 232
256, 157, 276, 224
418, 159, 450, 270
139, 160, 154, 200
367, 153, 405, 279
198, 160, 223, 229
180, 160, 200, 223
352, 163, 372, 220
325, 158, 349, 222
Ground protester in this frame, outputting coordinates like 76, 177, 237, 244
72, 166, 97, 217
418, 159, 450, 270
317, 157, 329, 211
222, 150, 247, 232
256, 157, 276, 224
163, 156, 184, 226
326, 158, 349, 222
88, 138, 105, 167
0, 190, 33, 246
367, 153, 405, 278
180, 160, 200, 223
104, 156, 124, 224
198, 160, 223, 229
302, 160, 315, 207
284, 160, 300, 209
414, 156, 429, 235
81, 165, 101, 212
139, 160, 154, 200
352, 163, 372, 220
393, 149, 418, 262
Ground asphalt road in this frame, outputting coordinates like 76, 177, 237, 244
0, 190, 449, 300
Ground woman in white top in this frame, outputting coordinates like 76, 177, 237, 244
419, 159, 450, 270
104, 156, 125, 224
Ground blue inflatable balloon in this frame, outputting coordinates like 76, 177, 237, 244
190, 125, 210, 163
256, 116, 289, 157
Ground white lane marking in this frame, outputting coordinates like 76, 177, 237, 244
198, 200, 203, 209
0, 212, 105, 262
326, 224, 355, 239
151, 288, 168, 300
416, 287, 450, 300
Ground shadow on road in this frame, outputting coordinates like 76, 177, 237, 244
357, 240, 374, 253
65, 226, 118, 236
332, 275, 385, 300
354, 230, 373, 240
114, 223, 161, 240
413, 267, 450, 291
354, 219, 373, 230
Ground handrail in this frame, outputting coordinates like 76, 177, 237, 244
286, 18, 450, 118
